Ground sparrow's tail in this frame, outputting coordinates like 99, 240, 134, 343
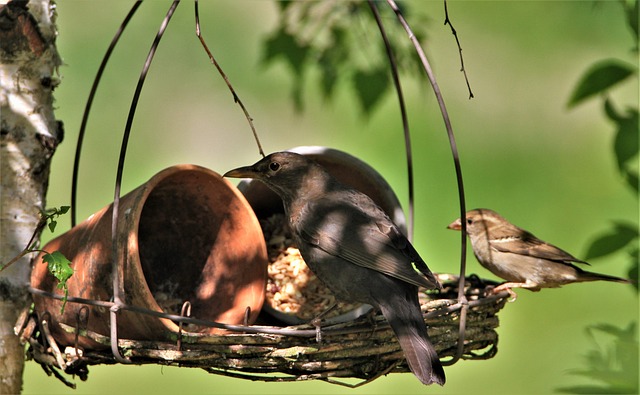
378, 292, 445, 386
577, 269, 631, 284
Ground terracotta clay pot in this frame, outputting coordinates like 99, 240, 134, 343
237, 146, 407, 325
31, 165, 267, 349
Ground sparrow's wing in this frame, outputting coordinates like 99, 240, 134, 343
297, 194, 441, 290
489, 229, 589, 265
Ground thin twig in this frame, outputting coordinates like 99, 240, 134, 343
0, 236, 37, 272
1, 211, 48, 272
26, 289, 504, 385
43, 365, 77, 389
26, 271, 507, 385
385, 0, 469, 365
367, 0, 415, 241
194, 0, 265, 158
41, 319, 67, 369
443, 0, 474, 99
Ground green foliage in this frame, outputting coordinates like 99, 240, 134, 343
261, 1, 429, 115
584, 222, 638, 261
41, 251, 73, 314
584, 222, 639, 291
43, 205, 70, 233
605, 98, 639, 193
561, 2, 639, 392
568, 0, 638, 290
556, 323, 639, 394
567, 60, 636, 108
1, 205, 74, 313
352, 68, 390, 114
39, 206, 74, 314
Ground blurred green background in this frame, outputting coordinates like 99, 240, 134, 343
23, 1, 637, 394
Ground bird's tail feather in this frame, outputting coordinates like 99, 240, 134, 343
379, 295, 445, 386
578, 269, 631, 284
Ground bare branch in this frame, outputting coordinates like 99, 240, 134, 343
194, 1, 265, 158
444, 0, 474, 99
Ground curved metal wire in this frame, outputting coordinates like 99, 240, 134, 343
64, 0, 472, 369
367, 0, 415, 242
27, 284, 508, 339
70, 1, 143, 227
110, 0, 181, 363
384, 0, 469, 366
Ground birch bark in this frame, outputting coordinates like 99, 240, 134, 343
0, 1, 62, 392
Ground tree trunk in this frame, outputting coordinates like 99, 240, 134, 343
0, 0, 62, 393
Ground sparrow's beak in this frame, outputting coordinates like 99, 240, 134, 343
223, 165, 259, 179
447, 218, 462, 231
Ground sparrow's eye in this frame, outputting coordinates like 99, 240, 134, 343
466, 218, 473, 225
269, 162, 281, 172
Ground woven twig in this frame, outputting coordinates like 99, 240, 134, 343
22, 274, 507, 386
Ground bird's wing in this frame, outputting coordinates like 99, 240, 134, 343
297, 196, 441, 290
489, 230, 589, 265
372, 220, 441, 288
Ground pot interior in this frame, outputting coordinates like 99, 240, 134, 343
137, 171, 221, 316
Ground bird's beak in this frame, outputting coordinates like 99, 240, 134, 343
447, 218, 462, 231
223, 165, 259, 179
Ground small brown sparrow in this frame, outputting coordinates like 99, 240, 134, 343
447, 208, 631, 298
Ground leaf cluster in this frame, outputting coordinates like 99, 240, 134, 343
567, 0, 639, 290
557, 323, 639, 394
38, 206, 74, 314
559, 2, 639, 393
1, 205, 73, 314
261, 1, 429, 115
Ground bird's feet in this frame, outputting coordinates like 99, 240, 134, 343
485, 283, 518, 302
308, 302, 338, 343
310, 316, 323, 343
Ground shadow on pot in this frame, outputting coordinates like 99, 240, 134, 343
31, 165, 267, 350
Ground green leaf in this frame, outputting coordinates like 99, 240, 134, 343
276, 0, 294, 12
584, 222, 639, 261
262, 27, 310, 77
317, 27, 349, 100
627, 247, 639, 292
605, 99, 639, 171
58, 206, 70, 215
557, 322, 639, 394
567, 60, 636, 108
42, 251, 73, 314
48, 220, 57, 233
260, 1, 429, 117
352, 67, 390, 114
42, 250, 74, 284
603, 100, 639, 195
624, 170, 639, 194
262, 26, 311, 111
614, 122, 639, 172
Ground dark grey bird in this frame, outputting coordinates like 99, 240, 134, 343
224, 152, 445, 385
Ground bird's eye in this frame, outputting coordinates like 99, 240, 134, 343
269, 162, 281, 172
466, 218, 473, 225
